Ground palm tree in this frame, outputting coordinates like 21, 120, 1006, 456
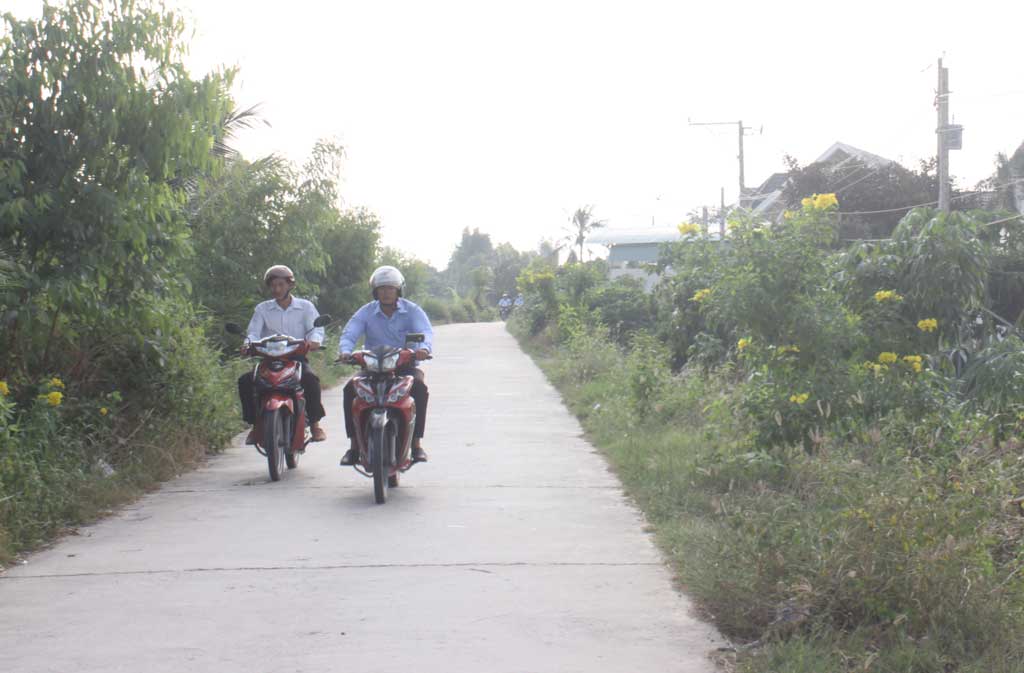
567, 206, 606, 263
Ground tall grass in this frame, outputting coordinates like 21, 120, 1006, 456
512, 322, 1024, 673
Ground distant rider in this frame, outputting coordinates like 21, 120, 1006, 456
338, 265, 433, 465
238, 265, 327, 444
514, 292, 524, 308
498, 293, 513, 310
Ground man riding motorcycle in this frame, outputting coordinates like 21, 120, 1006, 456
238, 265, 327, 444
338, 265, 433, 465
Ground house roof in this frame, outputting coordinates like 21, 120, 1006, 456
588, 227, 723, 247
814, 142, 894, 169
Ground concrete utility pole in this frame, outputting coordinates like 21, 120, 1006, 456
689, 119, 756, 207
719, 187, 726, 238
936, 58, 951, 213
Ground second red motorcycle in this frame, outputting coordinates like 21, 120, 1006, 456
341, 334, 429, 504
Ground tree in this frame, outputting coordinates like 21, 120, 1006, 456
0, 0, 236, 375
445, 228, 494, 298
782, 156, 937, 240
568, 206, 606, 262
188, 143, 380, 347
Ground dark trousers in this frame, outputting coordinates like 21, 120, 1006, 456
238, 364, 325, 425
344, 368, 429, 439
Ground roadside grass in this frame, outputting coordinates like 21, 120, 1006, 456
0, 329, 351, 565
511, 324, 1024, 673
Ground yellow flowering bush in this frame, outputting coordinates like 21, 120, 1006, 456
776, 345, 800, 355
902, 355, 923, 373
0, 381, 9, 397
49, 377, 65, 389
677, 222, 700, 236
690, 288, 712, 303
813, 193, 839, 210
873, 290, 903, 303
917, 318, 938, 332
799, 193, 839, 211
42, 391, 63, 407
878, 352, 899, 364
99, 407, 109, 416
789, 393, 810, 405
737, 338, 750, 351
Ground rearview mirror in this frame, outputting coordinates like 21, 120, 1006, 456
314, 314, 332, 328
225, 322, 243, 335
406, 333, 425, 343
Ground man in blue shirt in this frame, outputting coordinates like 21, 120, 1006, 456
338, 265, 433, 465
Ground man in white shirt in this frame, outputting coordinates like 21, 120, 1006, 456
238, 265, 327, 444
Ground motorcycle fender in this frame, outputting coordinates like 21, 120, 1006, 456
369, 408, 388, 432
263, 395, 294, 414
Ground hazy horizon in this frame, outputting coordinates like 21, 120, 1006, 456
7, 0, 1024, 267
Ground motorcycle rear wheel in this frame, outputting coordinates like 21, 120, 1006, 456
263, 408, 287, 482
285, 414, 299, 470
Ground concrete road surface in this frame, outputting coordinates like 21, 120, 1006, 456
0, 322, 721, 673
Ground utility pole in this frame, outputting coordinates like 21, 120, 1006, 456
689, 119, 756, 207
719, 187, 726, 238
936, 58, 950, 213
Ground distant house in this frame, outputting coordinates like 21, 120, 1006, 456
587, 227, 723, 292
1011, 141, 1024, 215
743, 141, 896, 221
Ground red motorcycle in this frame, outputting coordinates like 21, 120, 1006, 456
227, 315, 330, 481
341, 334, 429, 504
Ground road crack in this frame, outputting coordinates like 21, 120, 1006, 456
2, 560, 661, 580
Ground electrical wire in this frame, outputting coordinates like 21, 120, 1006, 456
835, 177, 1024, 216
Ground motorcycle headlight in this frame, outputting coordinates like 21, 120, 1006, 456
383, 352, 400, 370
261, 340, 297, 357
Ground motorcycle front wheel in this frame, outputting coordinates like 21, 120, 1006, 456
263, 408, 287, 482
369, 425, 387, 504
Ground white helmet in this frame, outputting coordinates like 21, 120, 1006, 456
369, 265, 405, 298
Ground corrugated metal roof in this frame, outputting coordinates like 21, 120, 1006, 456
589, 227, 722, 246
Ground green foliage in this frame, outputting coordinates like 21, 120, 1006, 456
512, 193, 1024, 670
782, 154, 937, 239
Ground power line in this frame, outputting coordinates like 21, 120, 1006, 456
835, 177, 1024, 216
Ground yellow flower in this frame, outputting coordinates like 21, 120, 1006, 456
678, 222, 700, 236
777, 345, 800, 355
801, 196, 814, 209
49, 377, 65, 389
737, 338, 750, 351
917, 318, 938, 332
790, 393, 810, 405
100, 407, 109, 416
43, 391, 63, 407
911, 362, 922, 373
0, 381, 8, 397
783, 210, 796, 220
902, 355, 922, 364
813, 193, 839, 210
878, 352, 898, 364
873, 290, 903, 303
691, 288, 712, 303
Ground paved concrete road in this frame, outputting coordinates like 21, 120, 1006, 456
0, 322, 721, 673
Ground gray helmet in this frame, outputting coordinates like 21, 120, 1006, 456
264, 264, 295, 286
